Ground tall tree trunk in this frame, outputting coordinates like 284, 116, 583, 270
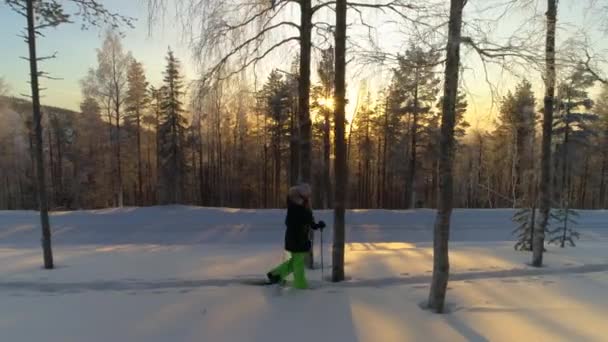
106, 107, 115, 206
48, 129, 55, 207
155, 94, 161, 204
561, 111, 570, 204
514, 136, 523, 206
4, 175, 10, 209
323, 109, 332, 208
146, 136, 152, 205
580, 155, 589, 207
115, 102, 124, 207
136, 110, 143, 206
298, 0, 314, 267
405, 78, 419, 209
290, 111, 299, 187
172, 114, 179, 203
533, 0, 557, 267
274, 135, 281, 207
263, 144, 269, 208
298, 0, 312, 184
332, 0, 347, 282
381, 119, 388, 207
28, 129, 38, 208
599, 153, 607, 208
525, 201, 535, 248
216, 108, 223, 206
431, 158, 438, 208
365, 145, 371, 207
26, 0, 54, 269
428, 0, 464, 313
357, 159, 363, 207
478, 135, 485, 207
56, 124, 63, 206
376, 135, 383, 208
198, 123, 205, 205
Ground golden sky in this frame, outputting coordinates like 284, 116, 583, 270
1, 0, 606, 133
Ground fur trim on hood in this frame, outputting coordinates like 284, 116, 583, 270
288, 183, 312, 205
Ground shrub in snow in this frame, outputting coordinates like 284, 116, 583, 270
549, 206, 580, 248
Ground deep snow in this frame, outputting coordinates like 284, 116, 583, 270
1, 206, 607, 342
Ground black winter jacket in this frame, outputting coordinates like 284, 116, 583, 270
284, 199, 318, 253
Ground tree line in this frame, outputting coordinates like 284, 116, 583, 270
2, 36, 606, 212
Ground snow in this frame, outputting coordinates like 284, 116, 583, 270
1, 206, 608, 341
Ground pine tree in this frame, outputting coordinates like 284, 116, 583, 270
512, 206, 536, 251
352, 91, 376, 208
595, 85, 608, 208
311, 46, 335, 209
158, 48, 187, 204
491, 80, 536, 207
75, 97, 107, 207
125, 59, 149, 205
499, 81, 538, 250
549, 206, 580, 247
554, 67, 597, 207
389, 46, 441, 208
425, 90, 469, 207
379, 85, 406, 208
256, 70, 293, 206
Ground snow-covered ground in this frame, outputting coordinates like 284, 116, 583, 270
1, 206, 607, 342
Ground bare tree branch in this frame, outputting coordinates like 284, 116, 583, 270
215, 36, 300, 82
200, 21, 300, 80
582, 49, 608, 84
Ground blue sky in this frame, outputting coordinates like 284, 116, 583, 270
0, 0, 195, 111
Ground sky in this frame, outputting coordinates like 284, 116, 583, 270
0, 0, 196, 111
1, 0, 607, 131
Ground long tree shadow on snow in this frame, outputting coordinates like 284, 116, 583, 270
2, 263, 608, 294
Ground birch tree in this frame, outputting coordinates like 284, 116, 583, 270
427, 0, 466, 314
96, 31, 131, 207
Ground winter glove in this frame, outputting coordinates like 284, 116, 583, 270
314, 221, 326, 230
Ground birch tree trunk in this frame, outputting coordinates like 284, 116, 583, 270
427, 0, 465, 313
533, 0, 557, 267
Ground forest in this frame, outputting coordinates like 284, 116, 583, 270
1, 0, 608, 315
2, 33, 606, 211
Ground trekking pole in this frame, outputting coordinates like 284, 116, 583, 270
320, 227, 324, 282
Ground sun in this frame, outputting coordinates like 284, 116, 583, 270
317, 97, 335, 110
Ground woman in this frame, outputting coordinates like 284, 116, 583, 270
266, 183, 325, 289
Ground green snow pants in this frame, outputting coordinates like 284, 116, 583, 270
269, 252, 308, 289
